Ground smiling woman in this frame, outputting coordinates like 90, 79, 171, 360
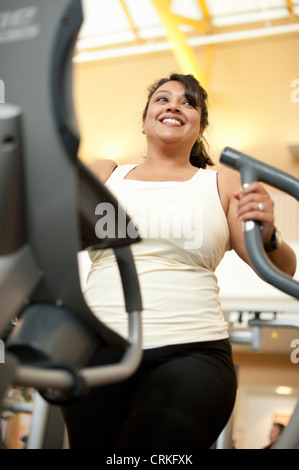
143, 81, 201, 156
141, 73, 213, 171
62, 73, 296, 450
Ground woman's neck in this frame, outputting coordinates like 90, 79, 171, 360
126, 155, 198, 182
144, 144, 192, 171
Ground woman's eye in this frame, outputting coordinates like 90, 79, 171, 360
156, 96, 167, 102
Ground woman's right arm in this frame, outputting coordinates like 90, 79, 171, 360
88, 159, 118, 183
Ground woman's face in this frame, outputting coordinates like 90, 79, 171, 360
143, 80, 202, 150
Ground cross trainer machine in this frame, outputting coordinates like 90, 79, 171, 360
0, 0, 298, 450
0, 0, 143, 448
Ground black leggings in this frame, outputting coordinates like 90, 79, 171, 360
62, 339, 237, 450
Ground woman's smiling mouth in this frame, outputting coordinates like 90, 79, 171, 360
160, 117, 184, 126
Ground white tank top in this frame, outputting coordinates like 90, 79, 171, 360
84, 164, 231, 348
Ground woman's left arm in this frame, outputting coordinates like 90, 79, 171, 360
219, 168, 297, 277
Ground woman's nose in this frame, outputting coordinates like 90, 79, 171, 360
167, 101, 180, 112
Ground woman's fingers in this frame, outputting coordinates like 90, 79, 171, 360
234, 182, 274, 244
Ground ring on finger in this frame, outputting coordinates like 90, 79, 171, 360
258, 202, 264, 211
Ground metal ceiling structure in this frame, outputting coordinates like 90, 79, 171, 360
75, 0, 299, 84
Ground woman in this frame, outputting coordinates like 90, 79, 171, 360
63, 74, 296, 449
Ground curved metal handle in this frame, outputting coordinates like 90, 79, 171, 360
220, 146, 299, 300
114, 246, 143, 314
220, 146, 299, 198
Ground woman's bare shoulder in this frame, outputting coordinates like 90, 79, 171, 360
216, 167, 241, 215
217, 167, 241, 196
88, 159, 118, 183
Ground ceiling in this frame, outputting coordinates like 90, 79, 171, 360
74, 0, 299, 67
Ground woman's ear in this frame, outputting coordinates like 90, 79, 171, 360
141, 120, 146, 134
197, 127, 205, 142
196, 129, 203, 142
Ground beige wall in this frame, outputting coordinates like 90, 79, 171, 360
73, 31, 299, 176
233, 351, 298, 388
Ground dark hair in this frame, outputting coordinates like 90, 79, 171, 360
142, 73, 214, 169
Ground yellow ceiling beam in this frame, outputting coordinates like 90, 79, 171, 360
285, 0, 295, 19
172, 13, 211, 33
152, 0, 207, 86
119, 0, 142, 43
197, 0, 211, 22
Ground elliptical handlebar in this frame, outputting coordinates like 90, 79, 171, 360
220, 147, 299, 199
220, 146, 299, 301
220, 147, 299, 449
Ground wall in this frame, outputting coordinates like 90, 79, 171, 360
217, 242, 299, 311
